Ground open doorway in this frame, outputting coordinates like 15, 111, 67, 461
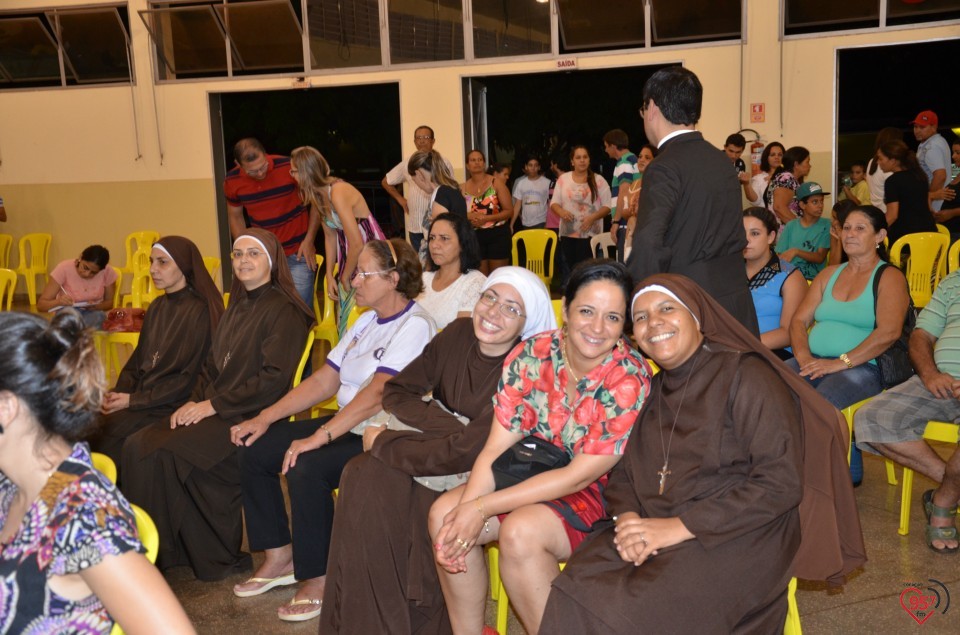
209, 83, 402, 285
463, 64, 675, 182
837, 39, 959, 190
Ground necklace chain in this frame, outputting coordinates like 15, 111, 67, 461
656, 349, 701, 496
562, 335, 582, 383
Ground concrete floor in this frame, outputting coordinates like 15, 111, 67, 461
164, 448, 960, 635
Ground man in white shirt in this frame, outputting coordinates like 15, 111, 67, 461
912, 110, 951, 213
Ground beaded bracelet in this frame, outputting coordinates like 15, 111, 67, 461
321, 425, 333, 444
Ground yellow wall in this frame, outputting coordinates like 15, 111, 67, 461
0, 0, 956, 288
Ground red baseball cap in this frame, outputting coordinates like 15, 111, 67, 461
910, 110, 938, 126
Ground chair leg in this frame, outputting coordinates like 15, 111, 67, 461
24, 273, 37, 307
488, 544, 500, 601
885, 459, 899, 486
495, 578, 510, 635
784, 577, 802, 635
899, 467, 915, 536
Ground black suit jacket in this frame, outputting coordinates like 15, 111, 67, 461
627, 131, 758, 334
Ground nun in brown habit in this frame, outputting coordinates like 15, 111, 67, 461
319, 267, 556, 634
93, 235, 224, 474
540, 273, 865, 634
121, 228, 314, 581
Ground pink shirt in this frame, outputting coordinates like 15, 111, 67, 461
50, 259, 118, 304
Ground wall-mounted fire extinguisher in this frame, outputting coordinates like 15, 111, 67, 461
738, 129, 764, 176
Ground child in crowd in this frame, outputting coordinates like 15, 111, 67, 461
776, 182, 832, 279
511, 156, 550, 230
842, 160, 870, 205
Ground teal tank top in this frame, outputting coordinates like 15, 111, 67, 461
808, 261, 884, 362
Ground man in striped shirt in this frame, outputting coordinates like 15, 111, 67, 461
224, 138, 319, 308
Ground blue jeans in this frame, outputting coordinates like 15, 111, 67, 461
286, 254, 317, 310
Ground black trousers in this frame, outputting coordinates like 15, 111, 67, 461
238, 416, 364, 580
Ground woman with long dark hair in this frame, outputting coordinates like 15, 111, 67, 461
745, 141, 785, 205
765, 146, 811, 225
877, 139, 937, 244
419, 213, 486, 328
865, 127, 903, 213
462, 150, 514, 275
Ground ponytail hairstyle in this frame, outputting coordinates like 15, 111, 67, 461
408, 150, 459, 189
291, 146, 337, 221
0, 310, 104, 443
782, 146, 810, 180
848, 204, 890, 262
879, 140, 926, 186
570, 145, 598, 203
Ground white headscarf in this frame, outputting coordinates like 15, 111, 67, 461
481, 267, 557, 340
233, 235, 273, 269
631, 284, 700, 328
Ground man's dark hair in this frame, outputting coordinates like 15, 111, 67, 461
641, 67, 702, 126
603, 129, 630, 150
725, 133, 746, 149
414, 125, 435, 139
233, 137, 265, 163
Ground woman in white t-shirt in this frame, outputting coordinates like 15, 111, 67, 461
36, 244, 118, 328
865, 127, 902, 214
419, 213, 486, 328
229, 238, 437, 622
744, 142, 784, 206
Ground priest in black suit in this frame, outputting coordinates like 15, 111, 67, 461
627, 66, 759, 335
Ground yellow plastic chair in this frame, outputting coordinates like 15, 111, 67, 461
288, 331, 316, 421
896, 421, 959, 536
223, 292, 230, 308
0, 268, 15, 310
103, 332, 140, 388
110, 266, 123, 308
511, 229, 558, 289
842, 397, 897, 485
889, 232, 949, 308
91, 452, 118, 484
551, 298, 564, 327
346, 304, 369, 330
120, 246, 154, 309
15, 232, 52, 307
948, 240, 960, 274
589, 232, 615, 259
203, 256, 221, 289
118, 231, 160, 278
313, 255, 339, 355
936, 225, 951, 281
0, 233, 12, 269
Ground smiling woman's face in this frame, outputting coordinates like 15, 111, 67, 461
632, 291, 703, 370
232, 237, 271, 290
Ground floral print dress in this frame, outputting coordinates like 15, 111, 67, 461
493, 330, 651, 541
0, 443, 143, 634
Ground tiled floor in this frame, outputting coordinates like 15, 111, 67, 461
165, 448, 960, 634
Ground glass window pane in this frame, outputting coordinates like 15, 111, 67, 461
215, 0, 304, 71
887, 0, 960, 26
557, 0, 644, 53
307, 0, 382, 69
471, 0, 550, 59
650, 0, 740, 45
388, 0, 464, 64
784, 0, 879, 35
0, 17, 61, 83
48, 9, 130, 84
140, 6, 229, 78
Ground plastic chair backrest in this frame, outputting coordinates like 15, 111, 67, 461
889, 232, 949, 308
552, 298, 564, 327
91, 452, 117, 484
0, 268, 15, 310
589, 233, 615, 259
949, 240, 960, 274
312, 254, 325, 318
132, 504, 159, 564
293, 330, 316, 389
511, 229, 557, 287
203, 256, 221, 289
111, 266, 123, 307
18, 233, 51, 272
936, 225, 951, 280
123, 231, 160, 272
0, 234, 12, 269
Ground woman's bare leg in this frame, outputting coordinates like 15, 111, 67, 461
497, 504, 571, 635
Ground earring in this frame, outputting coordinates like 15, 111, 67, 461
616, 338, 626, 354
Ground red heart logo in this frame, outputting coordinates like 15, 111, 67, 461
900, 587, 936, 625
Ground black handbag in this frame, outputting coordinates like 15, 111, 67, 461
491, 435, 571, 490
873, 264, 917, 389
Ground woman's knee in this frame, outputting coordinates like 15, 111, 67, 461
498, 506, 559, 559
428, 489, 462, 533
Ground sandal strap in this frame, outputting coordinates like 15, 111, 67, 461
928, 502, 958, 519
926, 524, 959, 541
286, 599, 322, 607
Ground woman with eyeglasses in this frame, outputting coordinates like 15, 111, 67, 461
37, 245, 118, 328
320, 267, 555, 633
230, 238, 436, 623
290, 146, 385, 338
429, 259, 652, 635
120, 228, 314, 582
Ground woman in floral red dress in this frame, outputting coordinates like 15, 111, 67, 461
428, 259, 652, 635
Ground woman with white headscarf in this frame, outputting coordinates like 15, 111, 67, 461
429, 260, 652, 635
319, 266, 556, 634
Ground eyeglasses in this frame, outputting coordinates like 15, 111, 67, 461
231, 248, 266, 260
478, 291, 525, 320
242, 160, 269, 177
352, 267, 396, 281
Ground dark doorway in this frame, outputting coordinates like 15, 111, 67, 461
837, 39, 959, 183
464, 64, 676, 182
209, 83, 403, 284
